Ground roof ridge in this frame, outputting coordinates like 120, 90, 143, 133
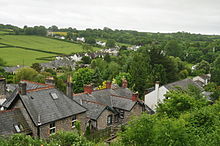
111, 94, 132, 100
26, 86, 54, 93
21, 80, 51, 87
0, 108, 19, 113
82, 99, 107, 106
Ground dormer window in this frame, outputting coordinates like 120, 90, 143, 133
50, 93, 58, 100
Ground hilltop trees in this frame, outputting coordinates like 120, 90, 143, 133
211, 56, 220, 85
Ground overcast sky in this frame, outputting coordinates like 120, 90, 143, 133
0, 0, 220, 34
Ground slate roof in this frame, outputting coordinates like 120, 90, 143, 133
2, 81, 87, 126
0, 108, 31, 136
3, 66, 27, 73
73, 87, 141, 120
20, 87, 86, 126
164, 78, 203, 91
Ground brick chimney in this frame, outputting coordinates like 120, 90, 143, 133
19, 81, 27, 95
106, 81, 112, 89
45, 76, 55, 86
131, 92, 139, 101
122, 79, 128, 88
84, 84, 93, 94
0, 78, 6, 96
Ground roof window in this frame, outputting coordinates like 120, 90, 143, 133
50, 93, 58, 100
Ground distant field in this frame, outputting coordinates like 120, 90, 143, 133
0, 47, 55, 66
0, 35, 101, 66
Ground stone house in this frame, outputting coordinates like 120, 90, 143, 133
73, 81, 148, 131
2, 80, 87, 139
0, 108, 31, 136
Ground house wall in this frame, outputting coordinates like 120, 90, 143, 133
12, 98, 38, 137
96, 109, 115, 130
12, 97, 87, 139
123, 103, 143, 123
39, 112, 86, 138
144, 86, 168, 111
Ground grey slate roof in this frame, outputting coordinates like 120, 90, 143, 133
164, 78, 203, 91
3, 66, 27, 73
0, 108, 31, 136
73, 87, 139, 120
2, 81, 87, 126
20, 87, 86, 126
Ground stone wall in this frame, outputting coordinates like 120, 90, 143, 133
12, 98, 38, 137
39, 112, 87, 138
96, 109, 115, 130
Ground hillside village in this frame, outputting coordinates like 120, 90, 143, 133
1, 23, 220, 145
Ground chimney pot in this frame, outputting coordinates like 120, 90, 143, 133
19, 81, 27, 95
45, 77, 55, 86
132, 92, 139, 101
122, 79, 128, 88
106, 81, 112, 89
84, 84, 93, 94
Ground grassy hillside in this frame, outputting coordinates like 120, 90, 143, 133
0, 35, 100, 66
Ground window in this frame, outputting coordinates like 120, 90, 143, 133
114, 115, 119, 123
50, 122, 56, 134
107, 115, 113, 125
72, 115, 77, 128
14, 124, 23, 133
50, 93, 58, 100
119, 110, 124, 119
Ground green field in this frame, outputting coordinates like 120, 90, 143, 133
0, 35, 100, 66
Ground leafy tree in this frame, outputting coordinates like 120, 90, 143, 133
106, 39, 116, 48
14, 67, 40, 83
211, 56, 220, 85
128, 52, 151, 96
195, 60, 210, 74
31, 63, 42, 72
165, 40, 183, 58
72, 68, 95, 93
66, 31, 73, 40
82, 44, 93, 52
81, 56, 91, 64
48, 25, 59, 32
103, 54, 111, 62
85, 37, 96, 45
0, 58, 6, 67
114, 72, 132, 87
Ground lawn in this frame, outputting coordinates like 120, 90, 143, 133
0, 35, 100, 54
0, 35, 101, 66
0, 47, 55, 66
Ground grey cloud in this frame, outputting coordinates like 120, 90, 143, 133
0, 0, 220, 34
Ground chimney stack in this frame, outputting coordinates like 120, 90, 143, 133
84, 84, 93, 94
122, 79, 128, 88
66, 75, 73, 97
131, 92, 139, 101
155, 81, 160, 103
19, 81, 27, 95
45, 77, 55, 86
0, 78, 6, 96
106, 81, 112, 89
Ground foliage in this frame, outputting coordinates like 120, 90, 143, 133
14, 67, 40, 83
114, 72, 132, 87
81, 56, 91, 64
106, 39, 116, 48
72, 68, 95, 93
211, 56, 220, 85
31, 63, 42, 72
